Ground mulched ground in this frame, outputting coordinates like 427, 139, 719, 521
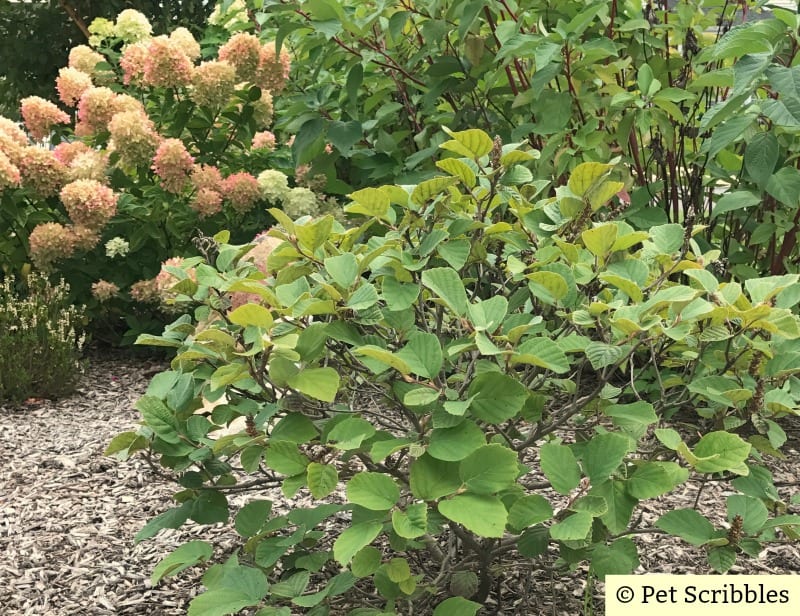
1, 352, 798, 615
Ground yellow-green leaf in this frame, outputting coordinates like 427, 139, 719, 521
568, 162, 613, 197
582, 224, 618, 257
440, 127, 493, 158
436, 158, 477, 187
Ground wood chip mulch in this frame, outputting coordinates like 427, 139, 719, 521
1, 352, 799, 615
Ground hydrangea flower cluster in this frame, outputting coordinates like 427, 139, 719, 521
91, 280, 120, 302
108, 110, 161, 168
152, 138, 194, 193
129, 279, 160, 304
191, 61, 237, 108
20, 97, 70, 141
257, 169, 290, 203
252, 131, 276, 151
17, 147, 68, 197
105, 237, 130, 258
222, 172, 261, 213
28, 222, 75, 270
59, 180, 118, 229
283, 186, 320, 219
114, 9, 153, 43
0, 151, 21, 192
142, 36, 194, 88
56, 67, 93, 107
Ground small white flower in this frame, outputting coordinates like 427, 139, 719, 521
105, 237, 130, 258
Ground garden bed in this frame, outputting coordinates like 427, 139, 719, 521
1, 353, 798, 615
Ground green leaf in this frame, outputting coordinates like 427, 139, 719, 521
351, 546, 382, 578
438, 494, 508, 538
591, 480, 637, 534
766, 166, 800, 208
324, 253, 359, 288
228, 304, 273, 329
584, 342, 628, 370
188, 589, 262, 616
135, 502, 192, 543
568, 162, 613, 197
649, 224, 684, 253
582, 433, 630, 484
353, 345, 412, 374
382, 277, 420, 310
328, 120, 362, 155
540, 443, 581, 494
392, 503, 428, 539
136, 396, 180, 444
410, 454, 462, 500
333, 521, 383, 565
467, 372, 527, 424
514, 337, 570, 373
656, 509, 716, 545
727, 494, 769, 534
287, 367, 340, 403
396, 331, 443, 379
549, 512, 593, 541
433, 597, 481, 616
467, 296, 508, 332
693, 431, 751, 475
440, 127, 493, 158
506, 495, 554, 532
710, 191, 761, 219
346, 283, 379, 310
235, 500, 272, 537
528, 271, 569, 304
590, 538, 639, 579
459, 444, 519, 495
347, 187, 390, 219
151, 541, 213, 585
295, 216, 333, 252
307, 463, 338, 499
428, 420, 486, 461
582, 224, 618, 257
707, 546, 737, 573
347, 472, 400, 510
327, 417, 376, 450
266, 441, 309, 476
436, 158, 477, 187
745, 132, 779, 188
422, 267, 468, 315
411, 176, 458, 205
628, 462, 687, 499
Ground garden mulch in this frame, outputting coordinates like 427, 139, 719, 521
1, 352, 799, 615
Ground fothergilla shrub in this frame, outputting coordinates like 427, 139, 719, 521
111, 128, 800, 614
0, 4, 337, 344
0, 272, 85, 404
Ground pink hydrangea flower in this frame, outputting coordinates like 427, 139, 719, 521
142, 36, 194, 88
68, 224, 101, 251
0, 133, 25, 167
0, 151, 21, 191
254, 42, 291, 93
129, 278, 160, 304
109, 110, 160, 168
191, 164, 223, 192
60, 179, 118, 229
169, 27, 201, 61
55, 67, 93, 107
77, 87, 120, 134
20, 96, 71, 142
222, 172, 261, 213
53, 141, 91, 166
218, 33, 262, 83
68, 45, 106, 76
29, 222, 76, 270
191, 60, 237, 108
0, 116, 28, 145
119, 41, 150, 85
190, 188, 223, 218
18, 147, 68, 197
252, 131, 276, 151
68, 150, 109, 183
91, 280, 120, 302
152, 138, 194, 193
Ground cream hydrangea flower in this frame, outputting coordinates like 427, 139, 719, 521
114, 9, 152, 43
257, 169, 290, 203
105, 237, 130, 258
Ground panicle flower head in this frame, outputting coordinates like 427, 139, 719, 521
67, 224, 101, 251
190, 188, 223, 218
76, 87, 119, 134
18, 147, 68, 197
88, 17, 115, 47
55, 67, 93, 107
169, 27, 201, 61
60, 179, 118, 229
68, 45, 106, 77
257, 169, 289, 203
29, 222, 75, 271
53, 141, 91, 166
114, 93, 144, 116
190, 61, 236, 108
142, 36, 194, 88
0, 117, 28, 146
119, 41, 149, 85
218, 33, 262, 83
152, 138, 194, 193
68, 150, 109, 182
0, 151, 21, 191
129, 278, 160, 304
91, 280, 119, 302
191, 164, 223, 192
20, 96, 71, 142
252, 131, 276, 151
114, 9, 152, 42
283, 186, 320, 219
0, 133, 25, 167
223, 172, 261, 213
254, 42, 291, 93
108, 110, 160, 167
105, 236, 130, 258
251, 88, 274, 129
